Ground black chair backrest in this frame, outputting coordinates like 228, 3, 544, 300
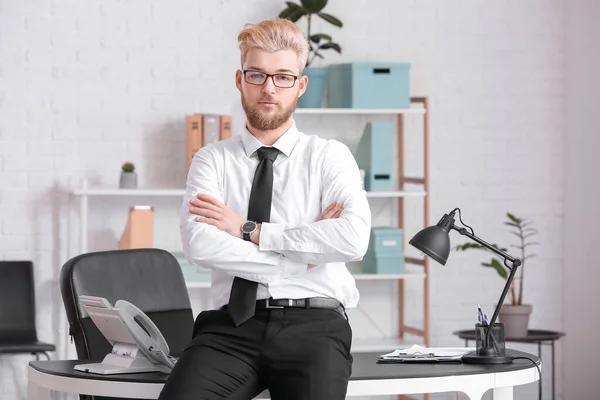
0, 261, 37, 342
59, 248, 194, 361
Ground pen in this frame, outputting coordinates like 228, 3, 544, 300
477, 304, 499, 352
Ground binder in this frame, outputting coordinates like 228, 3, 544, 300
185, 114, 232, 171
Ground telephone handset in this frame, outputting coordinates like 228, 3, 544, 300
74, 295, 177, 375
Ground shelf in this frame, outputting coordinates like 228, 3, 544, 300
353, 272, 425, 281
72, 188, 185, 196
294, 108, 426, 115
366, 190, 426, 198
72, 188, 425, 198
351, 337, 420, 353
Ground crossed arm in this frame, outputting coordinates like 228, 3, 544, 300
186, 141, 371, 272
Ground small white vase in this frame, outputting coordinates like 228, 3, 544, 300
119, 172, 137, 189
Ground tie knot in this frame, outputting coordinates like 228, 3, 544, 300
257, 146, 279, 162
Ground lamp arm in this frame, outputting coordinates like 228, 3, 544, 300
452, 226, 522, 347
453, 227, 519, 264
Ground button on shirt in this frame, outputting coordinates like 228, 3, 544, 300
180, 120, 372, 310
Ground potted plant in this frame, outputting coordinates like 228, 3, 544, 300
454, 213, 540, 338
119, 162, 137, 189
279, 0, 342, 108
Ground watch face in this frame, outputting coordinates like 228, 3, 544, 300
242, 221, 256, 233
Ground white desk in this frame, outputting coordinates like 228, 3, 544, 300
27, 351, 540, 400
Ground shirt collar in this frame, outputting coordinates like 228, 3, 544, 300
241, 119, 300, 159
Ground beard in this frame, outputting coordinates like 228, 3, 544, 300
241, 92, 298, 131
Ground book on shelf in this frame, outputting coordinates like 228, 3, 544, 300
185, 113, 232, 171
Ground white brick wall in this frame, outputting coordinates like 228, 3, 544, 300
563, 1, 600, 399
0, 1, 567, 399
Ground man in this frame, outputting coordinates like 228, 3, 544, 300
159, 18, 371, 400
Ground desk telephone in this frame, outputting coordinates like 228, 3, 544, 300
74, 295, 177, 375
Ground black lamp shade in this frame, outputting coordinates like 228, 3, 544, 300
409, 212, 458, 265
408, 226, 450, 265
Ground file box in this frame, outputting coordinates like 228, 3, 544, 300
326, 62, 411, 109
363, 227, 405, 274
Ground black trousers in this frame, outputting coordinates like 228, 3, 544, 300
158, 304, 353, 400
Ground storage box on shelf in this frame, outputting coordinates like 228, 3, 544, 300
354, 122, 396, 191
326, 62, 411, 109
363, 227, 404, 274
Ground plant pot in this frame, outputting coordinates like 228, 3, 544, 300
119, 172, 137, 189
298, 66, 328, 108
498, 304, 532, 338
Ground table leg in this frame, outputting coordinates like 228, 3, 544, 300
27, 380, 53, 400
552, 340, 556, 400
492, 386, 513, 400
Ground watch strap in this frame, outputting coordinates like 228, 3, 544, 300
243, 232, 250, 241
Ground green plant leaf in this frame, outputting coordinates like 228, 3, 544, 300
279, 6, 296, 19
318, 41, 341, 52
317, 12, 342, 27
279, 3, 307, 21
504, 221, 520, 228
453, 243, 485, 251
285, 1, 302, 9
310, 33, 332, 44
482, 258, 508, 279
300, 0, 327, 13
288, 7, 307, 22
507, 213, 521, 224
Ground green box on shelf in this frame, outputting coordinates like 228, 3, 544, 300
363, 227, 405, 274
326, 62, 411, 109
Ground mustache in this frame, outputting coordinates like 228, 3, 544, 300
258, 97, 279, 104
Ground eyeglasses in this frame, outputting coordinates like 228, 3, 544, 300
242, 70, 299, 88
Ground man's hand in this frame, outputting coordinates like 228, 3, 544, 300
319, 202, 343, 220
309, 202, 344, 269
189, 194, 245, 238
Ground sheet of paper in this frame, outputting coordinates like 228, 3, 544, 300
380, 344, 475, 359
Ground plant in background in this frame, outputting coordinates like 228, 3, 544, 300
453, 213, 540, 306
279, 0, 342, 67
122, 162, 135, 173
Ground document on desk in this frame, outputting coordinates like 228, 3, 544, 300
378, 344, 475, 363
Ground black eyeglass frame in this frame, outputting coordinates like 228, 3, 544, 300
242, 69, 300, 88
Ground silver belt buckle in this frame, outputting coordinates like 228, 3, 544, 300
265, 298, 284, 309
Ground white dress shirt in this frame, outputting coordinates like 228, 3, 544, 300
180, 119, 372, 310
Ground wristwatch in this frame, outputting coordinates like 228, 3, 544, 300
241, 221, 257, 241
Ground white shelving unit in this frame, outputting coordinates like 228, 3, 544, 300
294, 107, 426, 115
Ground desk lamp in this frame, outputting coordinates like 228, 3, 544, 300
408, 208, 522, 364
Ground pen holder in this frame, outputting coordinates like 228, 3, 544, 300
475, 323, 506, 357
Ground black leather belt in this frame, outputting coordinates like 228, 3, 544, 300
256, 297, 342, 310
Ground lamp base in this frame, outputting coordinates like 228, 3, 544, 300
462, 350, 514, 364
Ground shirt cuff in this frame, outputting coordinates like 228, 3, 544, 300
259, 222, 286, 252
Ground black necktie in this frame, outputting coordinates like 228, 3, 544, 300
227, 146, 279, 326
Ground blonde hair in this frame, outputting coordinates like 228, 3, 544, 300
238, 19, 309, 74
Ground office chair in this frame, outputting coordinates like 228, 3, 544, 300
59, 248, 195, 400
0, 261, 56, 360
